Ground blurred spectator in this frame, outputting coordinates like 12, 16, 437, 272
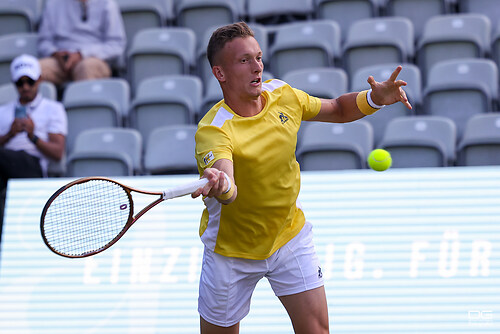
0, 54, 67, 230
38, 0, 126, 85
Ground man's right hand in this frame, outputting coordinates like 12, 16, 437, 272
9, 118, 25, 136
52, 51, 69, 70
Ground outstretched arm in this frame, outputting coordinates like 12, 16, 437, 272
308, 66, 412, 123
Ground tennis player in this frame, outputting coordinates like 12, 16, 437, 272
192, 22, 411, 334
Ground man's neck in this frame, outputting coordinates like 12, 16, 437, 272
224, 95, 265, 117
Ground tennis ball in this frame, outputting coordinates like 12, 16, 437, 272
367, 149, 392, 171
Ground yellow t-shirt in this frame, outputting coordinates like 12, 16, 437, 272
195, 79, 321, 260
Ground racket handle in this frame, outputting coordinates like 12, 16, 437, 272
162, 178, 209, 200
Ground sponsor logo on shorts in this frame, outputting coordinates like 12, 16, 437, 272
318, 266, 323, 279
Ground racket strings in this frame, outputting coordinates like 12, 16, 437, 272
42, 180, 131, 256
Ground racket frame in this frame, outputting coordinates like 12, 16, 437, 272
40, 176, 201, 258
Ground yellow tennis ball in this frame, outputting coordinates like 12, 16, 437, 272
367, 149, 392, 171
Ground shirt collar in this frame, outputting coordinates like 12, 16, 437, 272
17, 93, 43, 111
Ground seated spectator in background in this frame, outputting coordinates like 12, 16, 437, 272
0, 54, 67, 228
37, 0, 126, 85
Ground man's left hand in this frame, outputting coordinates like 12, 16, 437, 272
368, 65, 412, 110
63, 52, 83, 73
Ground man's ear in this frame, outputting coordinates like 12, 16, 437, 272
212, 66, 225, 82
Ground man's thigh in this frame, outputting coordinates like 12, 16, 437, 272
198, 247, 267, 328
72, 57, 111, 81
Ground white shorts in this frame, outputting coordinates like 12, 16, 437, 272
198, 221, 324, 327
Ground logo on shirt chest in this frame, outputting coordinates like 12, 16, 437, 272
278, 112, 289, 124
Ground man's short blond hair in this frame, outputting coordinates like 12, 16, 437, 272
206, 22, 255, 67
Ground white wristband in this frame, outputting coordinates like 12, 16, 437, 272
367, 89, 385, 109
222, 172, 232, 194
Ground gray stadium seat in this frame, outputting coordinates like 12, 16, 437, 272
316, 0, 378, 42
67, 151, 134, 177
423, 58, 498, 140
247, 0, 314, 25
0, 33, 38, 86
350, 63, 421, 145
200, 76, 223, 121
384, 0, 447, 39
282, 67, 348, 99
127, 27, 196, 93
296, 120, 374, 170
144, 124, 199, 174
129, 75, 202, 145
63, 78, 130, 153
115, 0, 173, 43
491, 22, 500, 72
0, 0, 40, 36
39, 81, 57, 101
67, 127, 143, 175
176, 0, 239, 48
459, 0, 500, 29
379, 116, 457, 167
457, 113, 500, 166
417, 13, 491, 81
343, 17, 414, 78
269, 20, 341, 78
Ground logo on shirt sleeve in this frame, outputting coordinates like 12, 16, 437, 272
203, 151, 215, 165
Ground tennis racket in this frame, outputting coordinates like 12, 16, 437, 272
40, 176, 208, 258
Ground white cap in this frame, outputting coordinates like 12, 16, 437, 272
10, 54, 41, 82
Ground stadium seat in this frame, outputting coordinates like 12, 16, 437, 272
350, 63, 421, 145
0, 0, 40, 36
67, 127, 143, 176
144, 124, 199, 174
316, 0, 378, 42
342, 17, 414, 78
39, 81, 57, 101
115, 0, 173, 44
127, 27, 196, 93
0, 84, 16, 105
417, 13, 491, 81
282, 67, 348, 99
491, 22, 500, 72
269, 20, 341, 78
247, 0, 314, 25
0, 33, 38, 86
63, 78, 130, 153
457, 113, 500, 166
384, 0, 447, 39
458, 0, 500, 29
129, 75, 202, 145
67, 151, 133, 177
379, 116, 457, 167
175, 0, 239, 48
200, 76, 223, 121
423, 58, 498, 140
296, 120, 374, 171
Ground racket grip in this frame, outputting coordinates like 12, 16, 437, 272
162, 178, 209, 200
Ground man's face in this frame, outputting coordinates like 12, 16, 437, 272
216, 37, 264, 100
15, 76, 40, 104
